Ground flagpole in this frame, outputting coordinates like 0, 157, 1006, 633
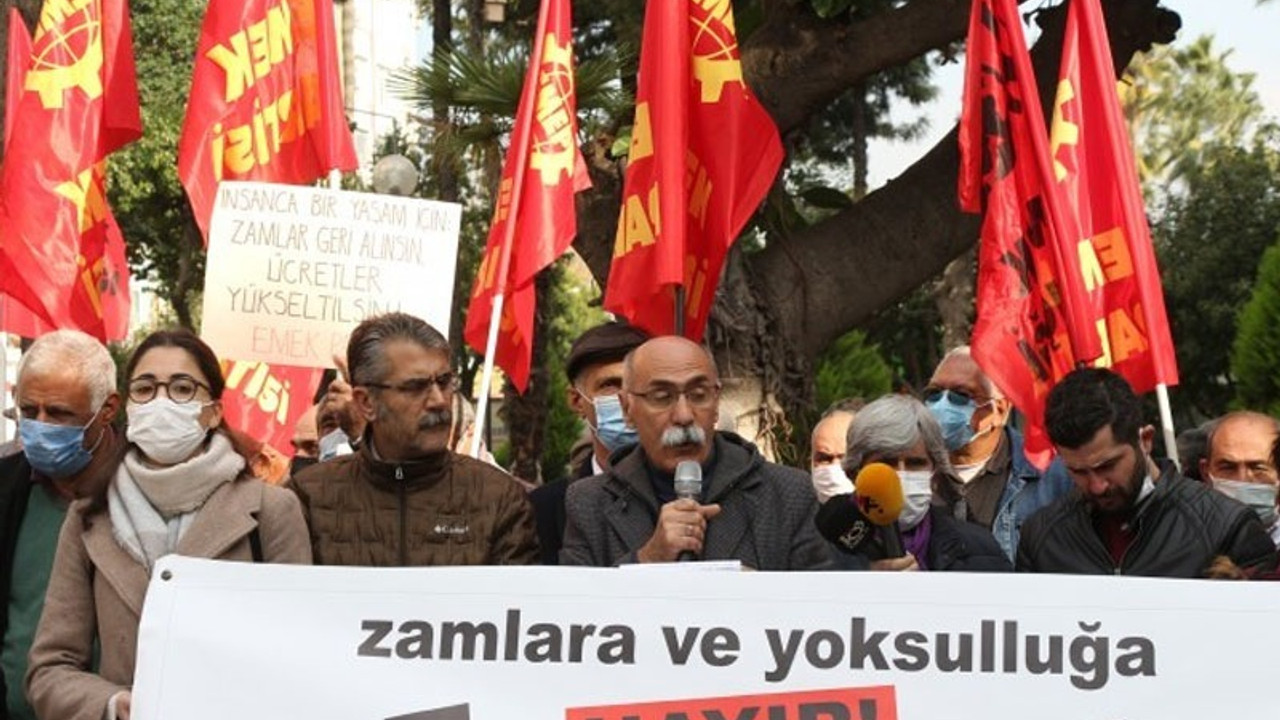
468, 0, 553, 460
674, 285, 685, 336
0, 299, 7, 443
1155, 383, 1179, 472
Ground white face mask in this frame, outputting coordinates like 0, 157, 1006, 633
897, 470, 934, 530
811, 463, 853, 503
126, 398, 210, 465
318, 428, 353, 462
1212, 477, 1279, 526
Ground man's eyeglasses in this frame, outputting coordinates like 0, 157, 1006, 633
628, 382, 721, 411
921, 387, 988, 407
364, 373, 457, 398
128, 376, 211, 405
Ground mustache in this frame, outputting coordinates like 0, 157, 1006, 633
660, 425, 706, 448
418, 409, 453, 430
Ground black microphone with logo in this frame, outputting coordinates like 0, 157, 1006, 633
815, 462, 905, 561
674, 460, 702, 562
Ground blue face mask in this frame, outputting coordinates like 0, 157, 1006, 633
925, 391, 979, 452
19, 408, 104, 480
590, 394, 638, 452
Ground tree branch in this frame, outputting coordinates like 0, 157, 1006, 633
744, 0, 975, 134
752, 0, 1180, 361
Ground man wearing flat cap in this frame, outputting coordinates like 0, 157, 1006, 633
529, 321, 649, 564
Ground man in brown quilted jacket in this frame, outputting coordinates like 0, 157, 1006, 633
289, 313, 538, 566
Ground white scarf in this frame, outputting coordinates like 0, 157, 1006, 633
109, 432, 244, 570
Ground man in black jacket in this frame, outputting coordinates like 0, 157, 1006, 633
560, 336, 830, 569
529, 322, 647, 564
1016, 368, 1277, 577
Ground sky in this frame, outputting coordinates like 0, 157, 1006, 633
865, 0, 1280, 189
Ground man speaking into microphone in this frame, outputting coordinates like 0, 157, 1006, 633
561, 337, 831, 569
822, 394, 1010, 572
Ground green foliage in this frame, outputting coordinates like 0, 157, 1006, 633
864, 283, 946, 392
537, 260, 605, 482
810, 0, 856, 19
389, 41, 630, 155
108, 0, 205, 327
1124, 34, 1265, 195
1231, 240, 1280, 415
813, 330, 893, 414
1155, 130, 1280, 422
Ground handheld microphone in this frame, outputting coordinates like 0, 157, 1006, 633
814, 462, 905, 560
674, 460, 702, 562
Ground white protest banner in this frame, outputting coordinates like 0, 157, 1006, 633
200, 181, 461, 368
134, 557, 1278, 720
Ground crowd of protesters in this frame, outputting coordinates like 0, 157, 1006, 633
1, 312, 1278, 719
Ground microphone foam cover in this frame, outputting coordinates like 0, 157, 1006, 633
674, 460, 702, 500
852, 462, 904, 526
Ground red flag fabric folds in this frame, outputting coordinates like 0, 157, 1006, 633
0, 0, 141, 341
959, 0, 1102, 467
603, 0, 783, 340
220, 359, 324, 459
178, 0, 357, 240
463, 0, 590, 392
1049, 0, 1178, 392
3, 8, 30, 143
1, 8, 45, 338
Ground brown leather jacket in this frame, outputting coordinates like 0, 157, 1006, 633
289, 443, 538, 567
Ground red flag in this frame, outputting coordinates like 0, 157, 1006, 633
1, 8, 45, 338
0, 0, 141, 341
1049, 0, 1178, 391
178, 0, 358, 241
603, 0, 783, 340
958, 0, 1103, 467
463, 0, 591, 392
4, 8, 30, 145
220, 359, 324, 459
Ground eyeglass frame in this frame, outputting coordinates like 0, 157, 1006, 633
362, 372, 458, 399
626, 381, 722, 411
127, 375, 213, 405
921, 386, 991, 407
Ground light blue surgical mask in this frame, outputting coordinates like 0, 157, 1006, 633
19, 406, 105, 479
588, 394, 638, 452
924, 390, 991, 452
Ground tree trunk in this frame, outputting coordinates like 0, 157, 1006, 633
936, 248, 976, 352
432, 0, 458, 203
501, 268, 554, 482
171, 217, 204, 330
465, 0, 483, 53
851, 81, 868, 200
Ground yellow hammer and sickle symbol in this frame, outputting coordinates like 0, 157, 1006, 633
528, 35, 577, 185
1049, 79, 1080, 181
25, 10, 105, 109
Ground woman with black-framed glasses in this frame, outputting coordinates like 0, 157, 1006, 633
27, 329, 311, 720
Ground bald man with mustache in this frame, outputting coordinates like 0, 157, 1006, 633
560, 336, 830, 569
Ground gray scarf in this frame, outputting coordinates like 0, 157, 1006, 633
109, 433, 244, 569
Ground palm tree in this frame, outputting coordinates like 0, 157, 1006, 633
390, 43, 627, 481
1122, 34, 1264, 194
